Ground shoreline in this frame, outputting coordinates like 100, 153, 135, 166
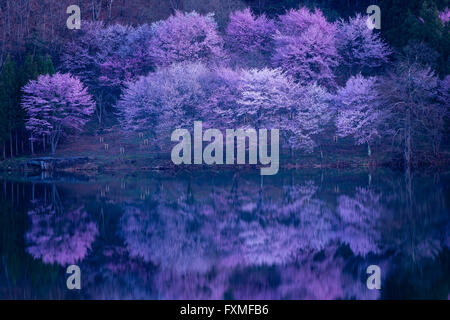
0, 154, 448, 175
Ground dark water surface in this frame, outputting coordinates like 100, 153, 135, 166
0, 168, 449, 299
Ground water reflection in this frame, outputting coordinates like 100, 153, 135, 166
0, 169, 448, 299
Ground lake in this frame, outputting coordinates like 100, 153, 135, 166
0, 168, 449, 299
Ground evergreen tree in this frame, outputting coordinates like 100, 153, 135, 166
381, 0, 449, 75
0, 85, 8, 159
21, 54, 38, 86
37, 55, 55, 76
0, 55, 20, 157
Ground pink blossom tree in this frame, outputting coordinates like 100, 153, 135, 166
21, 73, 95, 154
237, 68, 293, 130
439, 7, 450, 24
272, 8, 339, 87
148, 11, 225, 67
118, 63, 210, 148
225, 8, 276, 67
438, 75, 450, 105
335, 74, 383, 156
335, 14, 391, 80
284, 83, 332, 154
199, 67, 242, 129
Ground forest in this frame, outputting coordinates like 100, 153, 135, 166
0, 0, 449, 170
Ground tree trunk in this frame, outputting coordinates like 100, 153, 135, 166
405, 108, 412, 169
9, 130, 13, 158
367, 143, 371, 156
405, 166, 415, 261
43, 135, 46, 153
30, 137, 34, 155
2, 142, 5, 160
15, 130, 18, 155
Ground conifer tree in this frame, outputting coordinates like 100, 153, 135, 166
37, 55, 55, 76
0, 55, 20, 157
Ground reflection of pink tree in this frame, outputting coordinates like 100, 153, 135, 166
151, 245, 380, 300
26, 203, 98, 266
120, 183, 218, 274
337, 187, 384, 256
218, 180, 338, 266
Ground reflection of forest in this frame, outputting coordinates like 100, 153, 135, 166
0, 169, 448, 299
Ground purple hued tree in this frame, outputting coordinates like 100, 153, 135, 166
119, 63, 210, 147
335, 74, 383, 156
225, 8, 276, 67
335, 14, 391, 79
237, 68, 293, 130
199, 67, 242, 129
284, 83, 332, 154
272, 8, 339, 87
439, 7, 450, 24
148, 11, 225, 67
21, 73, 95, 154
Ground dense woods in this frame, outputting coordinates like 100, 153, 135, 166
0, 0, 449, 168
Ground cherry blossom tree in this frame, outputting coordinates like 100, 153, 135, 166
199, 67, 242, 129
225, 8, 276, 67
237, 68, 293, 130
272, 8, 339, 87
148, 11, 225, 67
439, 7, 450, 24
438, 75, 450, 106
284, 83, 332, 154
118, 63, 210, 147
335, 14, 391, 80
21, 73, 95, 154
335, 74, 383, 156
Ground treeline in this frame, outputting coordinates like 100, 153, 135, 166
1, 1, 448, 74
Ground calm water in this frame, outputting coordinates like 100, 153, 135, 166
0, 168, 449, 299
